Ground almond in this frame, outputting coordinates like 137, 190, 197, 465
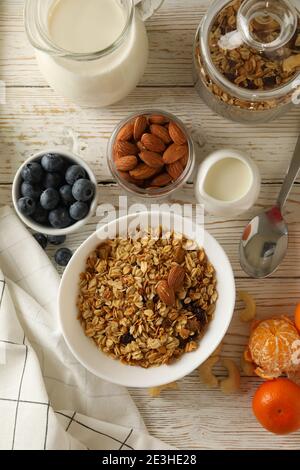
168, 265, 185, 292
167, 161, 184, 180
150, 173, 172, 187
116, 122, 134, 141
115, 140, 139, 157
163, 143, 188, 164
156, 280, 175, 306
169, 121, 187, 145
139, 150, 164, 169
118, 171, 143, 185
149, 114, 169, 125
115, 155, 138, 172
130, 163, 159, 180
174, 246, 186, 264
134, 115, 148, 141
137, 141, 147, 152
141, 133, 166, 153
150, 124, 172, 144
180, 152, 189, 168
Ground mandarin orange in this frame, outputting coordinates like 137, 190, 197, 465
252, 378, 300, 434
295, 303, 300, 332
245, 316, 300, 379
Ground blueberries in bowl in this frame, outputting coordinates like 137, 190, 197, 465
65, 165, 86, 185
21, 182, 42, 200
70, 201, 89, 221
16, 153, 96, 230
72, 179, 95, 202
40, 188, 60, 211
21, 162, 44, 184
18, 197, 36, 216
41, 153, 64, 173
49, 207, 73, 229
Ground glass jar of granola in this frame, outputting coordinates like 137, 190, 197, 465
193, 0, 300, 123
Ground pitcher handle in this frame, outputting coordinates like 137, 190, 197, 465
134, 0, 165, 21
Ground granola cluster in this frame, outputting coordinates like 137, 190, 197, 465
77, 233, 218, 368
195, 0, 300, 111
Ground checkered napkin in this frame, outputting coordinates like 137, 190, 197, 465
0, 206, 172, 450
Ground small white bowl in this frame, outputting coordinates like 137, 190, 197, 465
58, 211, 235, 388
194, 149, 261, 217
12, 148, 98, 236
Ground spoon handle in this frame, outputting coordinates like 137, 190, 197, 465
277, 135, 300, 210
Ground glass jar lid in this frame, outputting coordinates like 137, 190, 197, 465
199, 0, 300, 102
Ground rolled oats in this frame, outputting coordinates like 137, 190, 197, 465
77, 231, 218, 368
195, 0, 300, 111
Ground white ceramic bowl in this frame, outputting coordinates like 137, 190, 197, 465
12, 148, 98, 236
58, 212, 236, 388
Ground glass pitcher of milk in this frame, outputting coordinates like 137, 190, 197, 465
25, 0, 164, 107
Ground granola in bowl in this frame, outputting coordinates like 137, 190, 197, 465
77, 232, 218, 368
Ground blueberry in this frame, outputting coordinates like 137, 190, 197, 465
69, 201, 89, 221
40, 188, 60, 211
72, 179, 95, 202
32, 203, 49, 225
49, 207, 73, 229
21, 182, 42, 200
59, 185, 75, 206
41, 153, 64, 173
54, 248, 73, 267
17, 197, 36, 216
65, 165, 86, 185
33, 233, 48, 250
43, 172, 63, 189
21, 162, 44, 184
48, 235, 66, 246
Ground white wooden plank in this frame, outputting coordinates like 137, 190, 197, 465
1, 86, 300, 184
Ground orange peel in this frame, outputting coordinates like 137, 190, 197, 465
244, 316, 300, 380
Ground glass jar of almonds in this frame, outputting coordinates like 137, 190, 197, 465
107, 110, 195, 198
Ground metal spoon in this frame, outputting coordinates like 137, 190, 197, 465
240, 136, 300, 278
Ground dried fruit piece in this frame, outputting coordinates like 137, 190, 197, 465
150, 173, 172, 187
168, 265, 185, 292
174, 246, 186, 264
283, 54, 300, 73
167, 161, 184, 180
220, 358, 241, 394
141, 133, 166, 153
198, 356, 219, 388
156, 280, 175, 306
116, 122, 134, 141
150, 124, 172, 144
134, 115, 148, 141
163, 143, 188, 164
129, 164, 159, 180
149, 114, 169, 125
238, 291, 256, 322
139, 150, 164, 169
115, 155, 138, 172
169, 121, 187, 145
115, 140, 139, 158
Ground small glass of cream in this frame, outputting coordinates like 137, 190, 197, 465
194, 149, 261, 217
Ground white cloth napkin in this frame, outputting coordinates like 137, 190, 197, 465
0, 206, 171, 450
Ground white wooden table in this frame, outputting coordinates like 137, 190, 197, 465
1, 0, 300, 450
